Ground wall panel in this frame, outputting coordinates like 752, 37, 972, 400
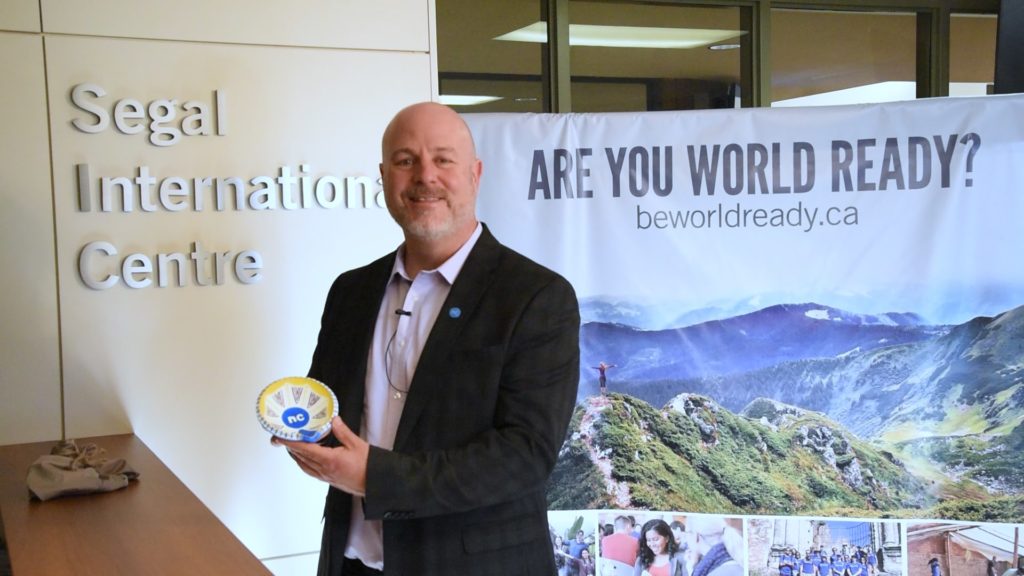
41, 0, 428, 52
0, 0, 39, 32
0, 32, 62, 445
45, 33, 431, 557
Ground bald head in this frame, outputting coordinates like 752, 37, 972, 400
378, 101, 482, 271
381, 102, 478, 162
690, 516, 726, 538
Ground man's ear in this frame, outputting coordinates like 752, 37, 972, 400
472, 158, 482, 187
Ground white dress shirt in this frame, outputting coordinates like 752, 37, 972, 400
344, 223, 483, 569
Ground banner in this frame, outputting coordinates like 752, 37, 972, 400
467, 95, 1024, 576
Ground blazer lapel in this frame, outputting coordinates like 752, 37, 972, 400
392, 227, 503, 449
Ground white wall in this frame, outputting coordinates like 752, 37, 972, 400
0, 0, 39, 33
0, 29, 62, 445
1, 1, 437, 572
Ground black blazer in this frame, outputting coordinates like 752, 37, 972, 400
308, 225, 580, 576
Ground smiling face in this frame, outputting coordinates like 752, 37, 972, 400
645, 528, 669, 555
380, 102, 481, 249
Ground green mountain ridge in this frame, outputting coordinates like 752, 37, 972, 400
549, 393, 934, 516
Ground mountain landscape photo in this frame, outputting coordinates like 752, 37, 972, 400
549, 301, 1024, 522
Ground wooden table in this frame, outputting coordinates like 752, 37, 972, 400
0, 434, 272, 575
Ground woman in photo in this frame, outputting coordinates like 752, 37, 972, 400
634, 519, 689, 576
556, 547, 597, 576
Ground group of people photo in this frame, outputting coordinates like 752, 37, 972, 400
562, 512, 744, 576
553, 529, 598, 576
778, 546, 879, 576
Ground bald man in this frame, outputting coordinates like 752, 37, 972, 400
275, 102, 580, 576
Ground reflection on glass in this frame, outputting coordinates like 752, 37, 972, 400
568, 1, 743, 112
436, 0, 545, 113
950, 13, 997, 97
497, 21, 742, 49
771, 9, 916, 107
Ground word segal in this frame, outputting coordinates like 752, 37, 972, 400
70, 83, 226, 147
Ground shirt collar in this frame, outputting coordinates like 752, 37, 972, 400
392, 223, 483, 285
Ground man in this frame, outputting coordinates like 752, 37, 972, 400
689, 516, 741, 576
848, 554, 865, 576
779, 548, 796, 576
799, 551, 818, 576
629, 516, 641, 540
567, 529, 589, 576
831, 553, 848, 576
601, 515, 639, 567
275, 102, 581, 576
818, 553, 833, 576
670, 520, 689, 554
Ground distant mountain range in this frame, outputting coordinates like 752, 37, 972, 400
579, 296, 928, 331
569, 301, 1024, 510
581, 302, 941, 385
578, 288, 1024, 329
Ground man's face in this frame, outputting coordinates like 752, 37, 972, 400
380, 103, 481, 244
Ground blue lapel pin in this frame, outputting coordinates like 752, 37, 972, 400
448, 307, 462, 319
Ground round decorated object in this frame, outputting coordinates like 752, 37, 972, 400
256, 376, 338, 442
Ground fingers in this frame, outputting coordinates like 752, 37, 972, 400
285, 443, 320, 466
287, 452, 321, 478
269, 417, 368, 496
330, 416, 360, 445
271, 416, 357, 450
282, 442, 322, 470
272, 435, 330, 477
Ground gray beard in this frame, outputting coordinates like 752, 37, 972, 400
394, 215, 456, 241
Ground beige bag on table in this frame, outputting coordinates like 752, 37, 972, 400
26, 439, 139, 501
